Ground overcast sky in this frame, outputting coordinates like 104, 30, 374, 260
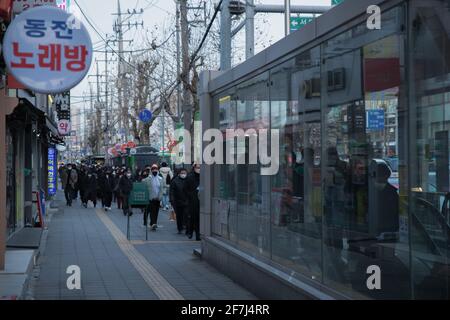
71, 0, 332, 111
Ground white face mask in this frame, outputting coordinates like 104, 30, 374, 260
180, 174, 187, 179
127, 174, 132, 178
194, 168, 200, 174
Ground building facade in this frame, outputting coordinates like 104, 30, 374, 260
199, 0, 450, 299
1, 0, 62, 270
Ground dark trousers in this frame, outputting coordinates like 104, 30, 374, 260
146, 200, 160, 226
122, 195, 130, 215
104, 192, 113, 208
64, 185, 73, 205
174, 204, 187, 232
187, 199, 200, 237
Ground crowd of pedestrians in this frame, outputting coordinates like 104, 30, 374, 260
59, 162, 201, 241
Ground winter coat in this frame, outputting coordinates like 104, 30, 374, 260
61, 169, 78, 189
143, 174, 164, 201
184, 171, 199, 201
119, 176, 133, 196
159, 167, 173, 191
112, 175, 120, 194
185, 171, 200, 218
84, 175, 98, 201
100, 175, 116, 193
169, 175, 188, 207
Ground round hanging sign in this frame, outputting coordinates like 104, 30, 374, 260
3, 6, 93, 94
139, 109, 152, 123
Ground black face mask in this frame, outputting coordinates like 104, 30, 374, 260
152, 171, 158, 177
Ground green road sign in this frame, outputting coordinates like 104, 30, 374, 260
290, 17, 314, 32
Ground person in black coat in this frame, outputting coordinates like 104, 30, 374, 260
185, 164, 200, 240
96, 167, 106, 208
83, 171, 98, 208
100, 170, 115, 211
170, 168, 189, 234
112, 170, 122, 209
119, 170, 134, 216
78, 166, 87, 205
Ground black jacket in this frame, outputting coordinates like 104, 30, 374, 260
184, 172, 199, 202
119, 176, 133, 196
85, 175, 98, 200
100, 175, 115, 193
170, 176, 188, 207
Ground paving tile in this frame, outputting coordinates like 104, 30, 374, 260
31, 196, 256, 301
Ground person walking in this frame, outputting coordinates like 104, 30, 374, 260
101, 169, 115, 211
78, 166, 87, 204
159, 162, 173, 210
113, 170, 123, 209
185, 163, 200, 240
84, 170, 98, 208
170, 167, 189, 234
58, 164, 65, 190
119, 170, 134, 216
61, 164, 78, 207
143, 164, 164, 230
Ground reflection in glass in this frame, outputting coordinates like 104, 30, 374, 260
410, 0, 450, 299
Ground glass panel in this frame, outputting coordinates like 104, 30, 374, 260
409, 0, 450, 300
235, 72, 271, 257
322, 6, 410, 299
270, 47, 322, 281
213, 92, 238, 241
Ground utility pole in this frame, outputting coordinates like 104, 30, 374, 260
116, 0, 125, 141
245, 0, 255, 59
285, 0, 291, 36
96, 60, 103, 155
220, 0, 231, 70
89, 83, 93, 138
113, 0, 144, 144
180, 0, 191, 135
175, 0, 181, 121
105, 47, 109, 160
83, 94, 87, 155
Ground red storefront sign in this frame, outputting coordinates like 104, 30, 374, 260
0, 0, 13, 21
364, 58, 401, 92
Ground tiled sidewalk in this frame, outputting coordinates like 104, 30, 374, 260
30, 193, 256, 300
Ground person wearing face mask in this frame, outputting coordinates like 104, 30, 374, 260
142, 164, 164, 230
159, 162, 173, 211
119, 170, 134, 216
185, 163, 201, 240
170, 168, 189, 234
114, 170, 123, 210
101, 170, 115, 211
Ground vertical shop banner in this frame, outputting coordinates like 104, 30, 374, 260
48, 147, 57, 196
3, 6, 93, 94
53, 91, 71, 136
